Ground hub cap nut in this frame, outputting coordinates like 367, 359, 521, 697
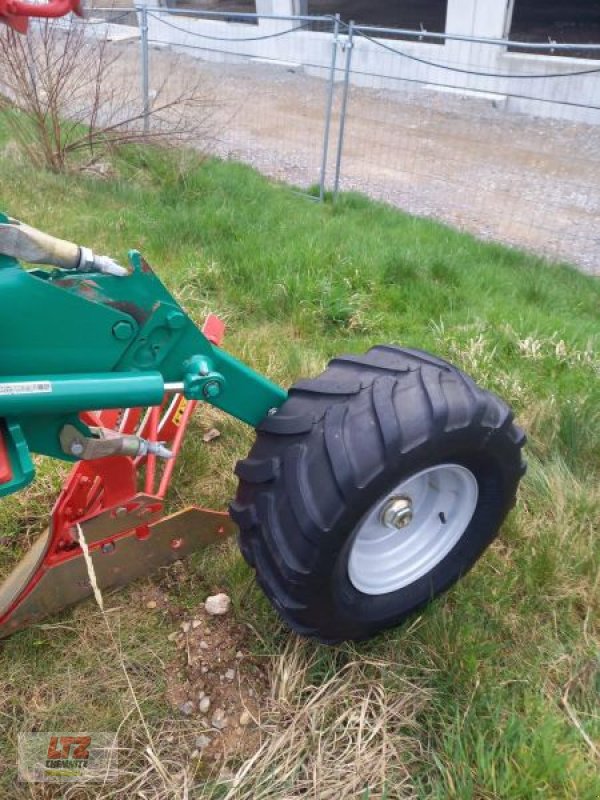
380, 496, 413, 530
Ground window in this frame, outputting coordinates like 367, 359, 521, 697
308, 1, 448, 42
509, 0, 600, 59
166, 0, 258, 25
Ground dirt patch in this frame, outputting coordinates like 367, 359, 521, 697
137, 575, 268, 769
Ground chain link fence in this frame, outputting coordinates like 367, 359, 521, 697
79, 8, 600, 272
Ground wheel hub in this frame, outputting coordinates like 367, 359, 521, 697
380, 496, 413, 530
347, 464, 479, 595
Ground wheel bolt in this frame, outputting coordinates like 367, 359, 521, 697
380, 496, 413, 530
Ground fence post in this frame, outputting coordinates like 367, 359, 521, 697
333, 19, 354, 199
139, 4, 150, 134
318, 13, 340, 202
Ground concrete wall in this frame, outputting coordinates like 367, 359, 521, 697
142, 0, 600, 124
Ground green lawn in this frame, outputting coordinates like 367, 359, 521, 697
0, 137, 598, 799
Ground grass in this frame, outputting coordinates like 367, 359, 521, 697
0, 130, 598, 799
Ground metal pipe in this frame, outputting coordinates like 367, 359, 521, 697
157, 399, 196, 498
0, 373, 165, 416
333, 21, 354, 199
319, 13, 340, 202
352, 24, 600, 52
139, 5, 150, 134
164, 382, 185, 393
144, 405, 161, 495
134, 6, 333, 24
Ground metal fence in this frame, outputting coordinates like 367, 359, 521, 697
138, 7, 338, 199
90, 7, 600, 271
333, 22, 600, 272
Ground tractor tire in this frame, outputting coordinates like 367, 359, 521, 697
230, 345, 526, 643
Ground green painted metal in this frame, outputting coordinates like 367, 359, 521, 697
0, 222, 288, 495
0, 372, 165, 417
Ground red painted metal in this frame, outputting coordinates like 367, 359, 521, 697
157, 398, 196, 499
202, 313, 226, 347
0, 0, 82, 32
0, 426, 13, 485
144, 405, 161, 495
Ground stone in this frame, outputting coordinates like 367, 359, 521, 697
195, 735, 211, 750
204, 593, 231, 616
146, 600, 157, 609
202, 427, 221, 443
198, 696, 211, 714
239, 710, 252, 726
211, 709, 228, 730
225, 668, 235, 682
179, 701, 194, 716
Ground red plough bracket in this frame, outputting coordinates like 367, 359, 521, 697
0, 315, 237, 637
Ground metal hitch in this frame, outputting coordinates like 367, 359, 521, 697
0, 306, 242, 637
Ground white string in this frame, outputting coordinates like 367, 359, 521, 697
75, 522, 105, 612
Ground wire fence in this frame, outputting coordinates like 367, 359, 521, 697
138, 7, 338, 198
334, 21, 600, 272
86, 8, 600, 271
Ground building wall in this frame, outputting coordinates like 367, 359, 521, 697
145, 0, 600, 124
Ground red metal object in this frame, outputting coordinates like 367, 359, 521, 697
0, 0, 83, 33
202, 313, 226, 347
0, 314, 229, 635
0, 425, 13, 485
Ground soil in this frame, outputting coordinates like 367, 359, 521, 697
136, 572, 268, 768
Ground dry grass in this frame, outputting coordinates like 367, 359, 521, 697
225, 640, 429, 800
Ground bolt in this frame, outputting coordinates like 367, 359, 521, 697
70, 441, 84, 457
101, 542, 116, 554
112, 320, 135, 341
203, 381, 221, 400
380, 496, 413, 531
166, 311, 186, 330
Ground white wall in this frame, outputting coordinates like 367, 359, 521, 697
141, 0, 600, 124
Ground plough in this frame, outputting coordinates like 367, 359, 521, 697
0, 6, 526, 643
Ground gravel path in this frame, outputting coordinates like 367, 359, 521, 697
115, 39, 600, 275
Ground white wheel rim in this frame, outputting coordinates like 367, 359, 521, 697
347, 464, 478, 595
